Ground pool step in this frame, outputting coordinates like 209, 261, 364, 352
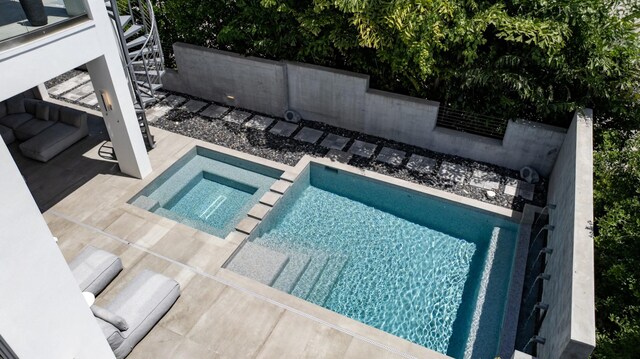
154, 208, 219, 235
307, 254, 349, 306
291, 251, 330, 299
131, 195, 160, 211
272, 249, 312, 293
226, 242, 289, 286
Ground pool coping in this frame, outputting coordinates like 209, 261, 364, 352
219, 155, 527, 358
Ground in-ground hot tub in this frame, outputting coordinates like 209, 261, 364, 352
129, 146, 282, 238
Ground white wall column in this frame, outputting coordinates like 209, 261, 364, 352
0, 142, 114, 359
87, 54, 152, 178
84, 0, 152, 179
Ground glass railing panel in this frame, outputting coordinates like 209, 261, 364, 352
0, 0, 88, 44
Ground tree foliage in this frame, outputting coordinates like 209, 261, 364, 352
594, 131, 640, 357
153, 0, 639, 128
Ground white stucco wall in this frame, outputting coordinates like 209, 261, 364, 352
0, 142, 114, 358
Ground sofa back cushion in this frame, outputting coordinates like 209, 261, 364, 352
6, 98, 25, 114
35, 102, 50, 121
59, 107, 87, 128
0, 101, 7, 118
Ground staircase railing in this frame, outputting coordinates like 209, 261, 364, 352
106, 0, 163, 149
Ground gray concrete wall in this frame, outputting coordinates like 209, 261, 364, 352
165, 43, 566, 175
540, 109, 595, 358
171, 43, 287, 116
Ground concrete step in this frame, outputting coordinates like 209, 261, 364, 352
226, 242, 289, 286
272, 249, 311, 293
307, 254, 349, 306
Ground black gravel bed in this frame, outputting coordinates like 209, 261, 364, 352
152, 91, 548, 211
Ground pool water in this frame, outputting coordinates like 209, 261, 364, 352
233, 163, 519, 357
166, 172, 257, 232
129, 147, 281, 238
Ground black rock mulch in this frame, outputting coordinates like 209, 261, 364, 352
152, 91, 548, 212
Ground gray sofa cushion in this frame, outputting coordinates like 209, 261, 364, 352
19, 121, 89, 162
35, 102, 50, 120
91, 305, 129, 331
96, 319, 125, 351
6, 98, 25, 114
58, 107, 87, 128
69, 246, 123, 295
0, 113, 34, 130
14, 118, 56, 141
0, 125, 14, 144
0, 102, 7, 118
105, 270, 180, 359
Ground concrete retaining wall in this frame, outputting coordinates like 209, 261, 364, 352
540, 109, 596, 358
171, 43, 287, 116
165, 42, 566, 175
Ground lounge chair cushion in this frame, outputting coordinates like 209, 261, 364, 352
69, 246, 123, 295
99, 270, 180, 359
91, 305, 129, 331
0, 125, 14, 144
0, 113, 34, 130
97, 319, 125, 351
14, 118, 56, 141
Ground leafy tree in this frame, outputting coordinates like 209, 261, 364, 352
593, 131, 640, 357
153, 0, 639, 128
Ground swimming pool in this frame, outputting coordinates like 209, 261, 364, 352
227, 162, 519, 357
129, 146, 282, 238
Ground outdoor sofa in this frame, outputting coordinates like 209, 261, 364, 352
0, 95, 88, 161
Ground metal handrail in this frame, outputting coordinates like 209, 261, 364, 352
125, 0, 157, 66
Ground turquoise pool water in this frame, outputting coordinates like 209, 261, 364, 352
129, 147, 281, 238
241, 164, 519, 357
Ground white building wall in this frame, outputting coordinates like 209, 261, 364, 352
0, 142, 114, 358
0, 0, 151, 178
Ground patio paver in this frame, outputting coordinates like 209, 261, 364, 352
222, 110, 251, 124
182, 100, 207, 113
48, 73, 90, 95
294, 127, 324, 144
325, 149, 352, 164
244, 115, 275, 130
79, 93, 98, 107
200, 104, 228, 119
347, 140, 377, 159
504, 178, 535, 200
62, 82, 94, 101
469, 170, 501, 190
406, 154, 436, 174
164, 95, 186, 107
320, 133, 350, 150
439, 161, 468, 184
376, 147, 406, 166
269, 121, 298, 137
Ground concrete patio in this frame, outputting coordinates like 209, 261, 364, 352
15, 122, 442, 358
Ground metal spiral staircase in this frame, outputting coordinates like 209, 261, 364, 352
105, 0, 164, 149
